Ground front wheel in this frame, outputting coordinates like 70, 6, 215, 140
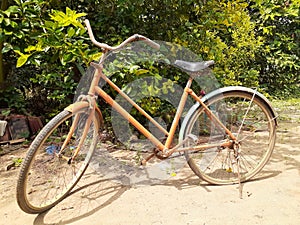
182, 88, 277, 184
16, 106, 101, 213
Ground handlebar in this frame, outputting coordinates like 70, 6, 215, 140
84, 19, 160, 51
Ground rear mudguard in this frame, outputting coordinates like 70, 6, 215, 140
64, 101, 104, 128
179, 86, 278, 142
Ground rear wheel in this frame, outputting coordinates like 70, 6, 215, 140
16, 106, 100, 213
183, 90, 276, 184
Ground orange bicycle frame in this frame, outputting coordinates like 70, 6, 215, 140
90, 61, 235, 157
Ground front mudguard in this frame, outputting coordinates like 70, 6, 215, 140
179, 86, 278, 142
64, 101, 90, 113
64, 101, 104, 128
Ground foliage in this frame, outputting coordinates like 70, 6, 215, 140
178, 1, 262, 87
0, 0, 299, 119
12, 157, 23, 167
0, 1, 97, 116
82, 0, 262, 87
249, 0, 300, 97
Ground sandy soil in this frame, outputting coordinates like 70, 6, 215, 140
0, 120, 299, 225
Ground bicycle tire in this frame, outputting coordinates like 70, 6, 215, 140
16, 106, 101, 213
182, 88, 276, 184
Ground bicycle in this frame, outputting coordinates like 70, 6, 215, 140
16, 19, 277, 214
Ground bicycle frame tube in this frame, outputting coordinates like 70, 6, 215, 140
58, 61, 104, 163
92, 62, 167, 151
95, 85, 166, 150
93, 64, 192, 152
100, 72, 169, 137
187, 88, 237, 141
94, 65, 191, 151
164, 78, 192, 148
81, 20, 237, 159
92, 61, 235, 155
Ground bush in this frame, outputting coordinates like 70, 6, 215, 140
0, 0, 298, 119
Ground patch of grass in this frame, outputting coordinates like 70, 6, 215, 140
272, 98, 300, 122
272, 98, 300, 109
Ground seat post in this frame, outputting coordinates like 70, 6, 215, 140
164, 77, 193, 149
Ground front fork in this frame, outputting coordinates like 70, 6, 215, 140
57, 97, 96, 164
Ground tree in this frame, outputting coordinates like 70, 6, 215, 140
82, 0, 262, 87
1, 0, 298, 118
0, 1, 97, 115
249, 0, 300, 97
0, 0, 9, 84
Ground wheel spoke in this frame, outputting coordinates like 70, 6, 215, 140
17, 108, 100, 213
236, 90, 257, 139
183, 90, 276, 184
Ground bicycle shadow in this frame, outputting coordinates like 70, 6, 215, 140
32, 170, 203, 225
32, 121, 296, 225
150, 167, 281, 193
33, 171, 129, 225
32, 162, 283, 225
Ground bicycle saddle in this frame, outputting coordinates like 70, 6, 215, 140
174, 60, 214, 73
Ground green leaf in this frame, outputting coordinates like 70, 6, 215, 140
89, 52, 102, 61
16, 53, 31, 67
25, 42, 44, 52
25, 45, 37, 52
4, 29, 13, 35
60, 53, 73, 65
4, 18, 11, 26
67, 27, 75, 37
135, 69, 149, 76
64, 75, 69, 83
44, 21, 56, 29
129, 65, 139, 73
1, 44, 12, 53
13, 30, 23, 38
4, 6, 19, 17
49, 7, 86, 29
7, 5, 19, 13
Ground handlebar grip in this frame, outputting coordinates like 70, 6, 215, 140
144, 38, 160, 50
205, 60, 215, 67
135, 35, 160, 50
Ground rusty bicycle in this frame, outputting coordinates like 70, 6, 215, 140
16, 19, 277, 214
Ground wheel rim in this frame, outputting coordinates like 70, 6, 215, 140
184, 91, 276, 184
20, 109, 99, 212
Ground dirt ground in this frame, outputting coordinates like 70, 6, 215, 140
0, 115, 299, 225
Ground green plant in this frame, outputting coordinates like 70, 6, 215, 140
1, 0, 299, 119
249, 0, 300, 97
1, 3, 99, 116
1, 109, 10, 117
12, 157, 23, 167
0, 86, 26, 114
